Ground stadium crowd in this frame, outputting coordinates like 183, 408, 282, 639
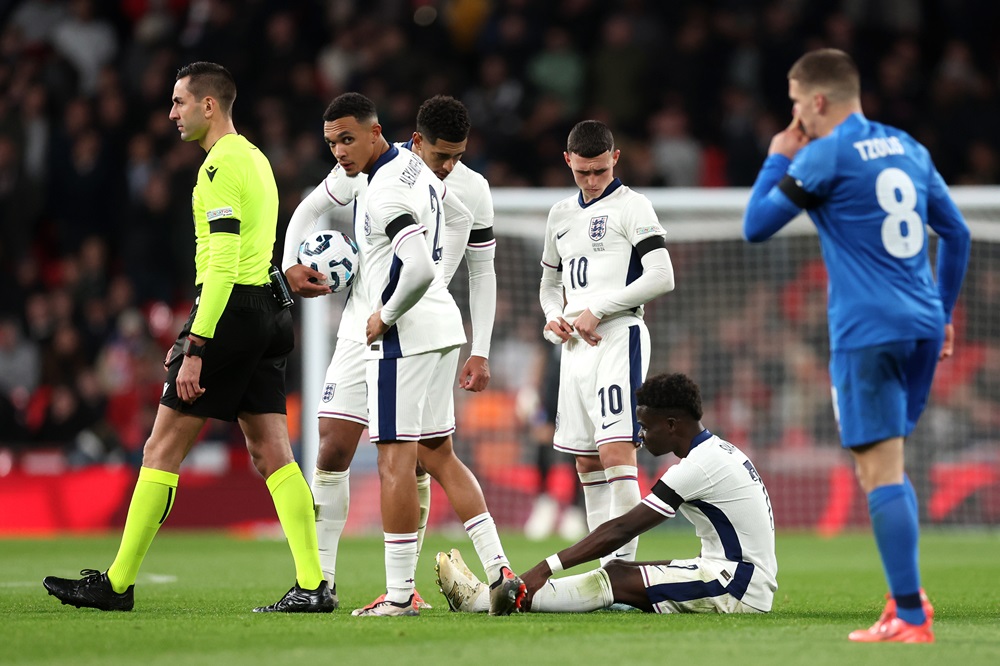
1, 0, 998, 466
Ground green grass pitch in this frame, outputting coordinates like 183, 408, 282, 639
2, 529, 998, 665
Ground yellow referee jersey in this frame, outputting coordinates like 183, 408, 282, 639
189, 133, 279, 338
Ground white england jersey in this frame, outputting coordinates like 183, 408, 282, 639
641, 431, 778, 612
359, 145, 465, 359
541, 179, 666, 333
398, 140, 497, 283
320, 164, 370, 344
438, 159, 496, 281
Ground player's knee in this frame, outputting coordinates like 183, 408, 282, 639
419, 449, 461, 480
575, 455, 603, 474
602, 558, 644, 588
602, 559, 630, 577
598, 442, 637, 468
318, 437, 355, 471
317, 424, 362, 471
140, 434, 183, 471
245, 438, 293, 478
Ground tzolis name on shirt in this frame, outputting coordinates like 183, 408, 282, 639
852, 136, 905, 161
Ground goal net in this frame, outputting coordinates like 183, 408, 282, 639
300, 186, 1000, 533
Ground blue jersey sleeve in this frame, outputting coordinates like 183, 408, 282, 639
787, 138, 838, 199
925, 168, 971, 322
744, 138, 838, 243
743, 154, 800, 242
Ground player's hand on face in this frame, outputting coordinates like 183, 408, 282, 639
543, 317, 573, 344
284, 264, 332, 298
458, 355, 490, 392
366, 311, 389, 345
768, 114, 809, 159
939, 323, 955, 361
176, 357, 206, 403
573, 309, 602, 347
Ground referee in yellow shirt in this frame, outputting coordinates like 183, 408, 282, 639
43, 62, 333, 613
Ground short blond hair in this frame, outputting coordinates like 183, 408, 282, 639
788, 48, 860, 103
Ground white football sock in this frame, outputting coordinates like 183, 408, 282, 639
462, 576, 490, 613
415, 472, 431, 565
312, 468, 350, 585
464, 512, 509, 583
529, 568, 614, 613
579, 470, 610, 531
471, 591, 489, 612
603, 465, 641, 564
384, 532, 418, 604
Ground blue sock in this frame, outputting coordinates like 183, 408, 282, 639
903, 474, 919, 515
868, 483, 925, 625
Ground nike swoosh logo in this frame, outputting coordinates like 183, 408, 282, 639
556, 230, 568, 239
601, 420, 621, 429
614, 551, 630, 558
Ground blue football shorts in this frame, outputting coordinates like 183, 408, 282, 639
829, 337, 943, 448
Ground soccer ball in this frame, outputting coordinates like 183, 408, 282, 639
297, 230, 359, 293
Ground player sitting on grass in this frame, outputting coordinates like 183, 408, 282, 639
436, 373, 777, 614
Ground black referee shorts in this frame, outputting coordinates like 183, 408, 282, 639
161, 285, 293, 421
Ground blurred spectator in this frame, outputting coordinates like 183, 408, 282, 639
0, 134, 24, 252
648, 104, 703, 187
588, 14, 648, 130
463, 54, 525, 168
527, 27, 585, 118
253, 10, 312, 98
8, 0, 68, 50
50, 0, 119, 95
33, 380, 100, 445
719, 86, 768, 186
125, 131, 157, 202
315, 29, 361, 99
122, 171, 179, 303
0, 316, 40, 403
41, 321, 88, 387
757, 2, 806, 116
957, 139, 999, 185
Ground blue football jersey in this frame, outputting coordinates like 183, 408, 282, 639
744, 113, 970, 352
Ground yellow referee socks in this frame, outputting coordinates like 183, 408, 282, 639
267, 462, 324, 590
107, 467, 178, 593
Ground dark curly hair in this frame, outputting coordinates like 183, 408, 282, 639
176, 62, 236, 115
416, 95, 471, 144
323, 92, 377, 124
635, 373, 703, 421
567, 120, 615, 158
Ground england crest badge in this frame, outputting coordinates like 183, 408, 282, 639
589, 216, 608, 241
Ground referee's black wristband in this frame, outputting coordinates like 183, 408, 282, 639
181, 336, 206, 358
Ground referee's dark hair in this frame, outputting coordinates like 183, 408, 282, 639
176, 62, 236, 116
324, 92, 378, 125
567, 120, 615, 158
416, 95, 471, 144
635, 373, 703, 421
